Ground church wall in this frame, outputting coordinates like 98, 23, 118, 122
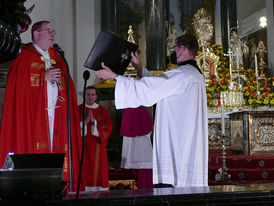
74, 0, 101, 102
20, 0, 101, 102
21, 0, 74, 79
237, 0, 274, 75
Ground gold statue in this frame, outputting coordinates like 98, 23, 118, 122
256, 40, 267, 78
127, 25, 135, 44
125, 25, 136, 75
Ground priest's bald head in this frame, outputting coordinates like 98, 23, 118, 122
174, 34, 199, 64
31, 20, 56, 51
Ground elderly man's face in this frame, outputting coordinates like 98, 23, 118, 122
34, 22, 55, 50
86, 89, 97, 106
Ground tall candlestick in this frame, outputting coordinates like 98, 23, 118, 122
255, 54, 259, 93
202, 46, 205, 71
221, 102, 225, 135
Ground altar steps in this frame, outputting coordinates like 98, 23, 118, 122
209, 151, 274, 185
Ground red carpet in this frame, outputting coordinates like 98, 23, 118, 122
209, 150, 274, 185
109, 151, 274, 187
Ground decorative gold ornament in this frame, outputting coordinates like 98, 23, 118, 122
249, 114, 274, 154
93, 79, 115, 88
149, 70, 164, 76
40, 56, 56, 65
193, 8, 216, 81
127, 25, 135, 44
193, 8, 213, 48
220, 90, 245, 107
51, 59, 56, 64
195, 49, 219, 81
124, 25, 136, 75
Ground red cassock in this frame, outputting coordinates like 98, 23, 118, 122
0, 43, 82, 191
78, 104, 113, 189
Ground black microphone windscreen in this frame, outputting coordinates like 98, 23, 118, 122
53, 43, 59, 50
53, 43, 64, 56
83, 70, 90, 80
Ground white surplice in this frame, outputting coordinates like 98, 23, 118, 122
115, 65, 208, 187
121, 132, 153, 169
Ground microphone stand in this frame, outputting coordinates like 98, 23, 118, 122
76, 70, 90, 200
55, 48, 73, 192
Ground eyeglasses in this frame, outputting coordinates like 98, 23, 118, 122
37, 29, 56, 35
171, 45, 180, 49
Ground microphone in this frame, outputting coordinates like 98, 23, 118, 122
83, 70, 90, 80
53, 43, 64, 56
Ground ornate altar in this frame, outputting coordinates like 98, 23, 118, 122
229, 111, 274, 155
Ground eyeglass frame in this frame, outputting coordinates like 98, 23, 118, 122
37, 29, 56, 35
171, 44, 182, 50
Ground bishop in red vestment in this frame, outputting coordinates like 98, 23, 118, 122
79, 86, 113, 191
0, 21, 82, 191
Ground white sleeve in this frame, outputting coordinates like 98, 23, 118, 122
91, 120, 99, 137
114, 69, 187, 109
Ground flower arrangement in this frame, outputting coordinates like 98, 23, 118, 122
206, 45, 274, 108
243, 69, 274, 107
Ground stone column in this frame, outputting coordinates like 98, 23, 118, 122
266, 0, 274, 76
220, 0, 237, 52
145, 0, 167, 71
101, 0, 120, 35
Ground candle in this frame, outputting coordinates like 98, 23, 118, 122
221, 102, 225, 135
255, 54, 258, 78
229, 61, 232, 77
202, 46, 205, 71
236, 48, 240, 86
236, 48, 239, 70
255, 54, 259, 92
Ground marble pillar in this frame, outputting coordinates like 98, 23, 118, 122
101, 0, 120, 35
145, 0, 167, 71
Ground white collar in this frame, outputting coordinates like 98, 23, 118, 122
85, 103, 99, 109
33, 43, 49, 57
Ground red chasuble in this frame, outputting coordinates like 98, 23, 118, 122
78, 104, 113, 189
0, 43, 82, 191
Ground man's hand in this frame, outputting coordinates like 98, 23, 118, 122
85, 110, 92, 125
45, 68, 61, 83
131, 52, 142, 78
85, 110, 95, 125
90, 111, 95, 123
95, 63, 117, 80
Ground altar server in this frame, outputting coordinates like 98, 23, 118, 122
95, 34, 208, 187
